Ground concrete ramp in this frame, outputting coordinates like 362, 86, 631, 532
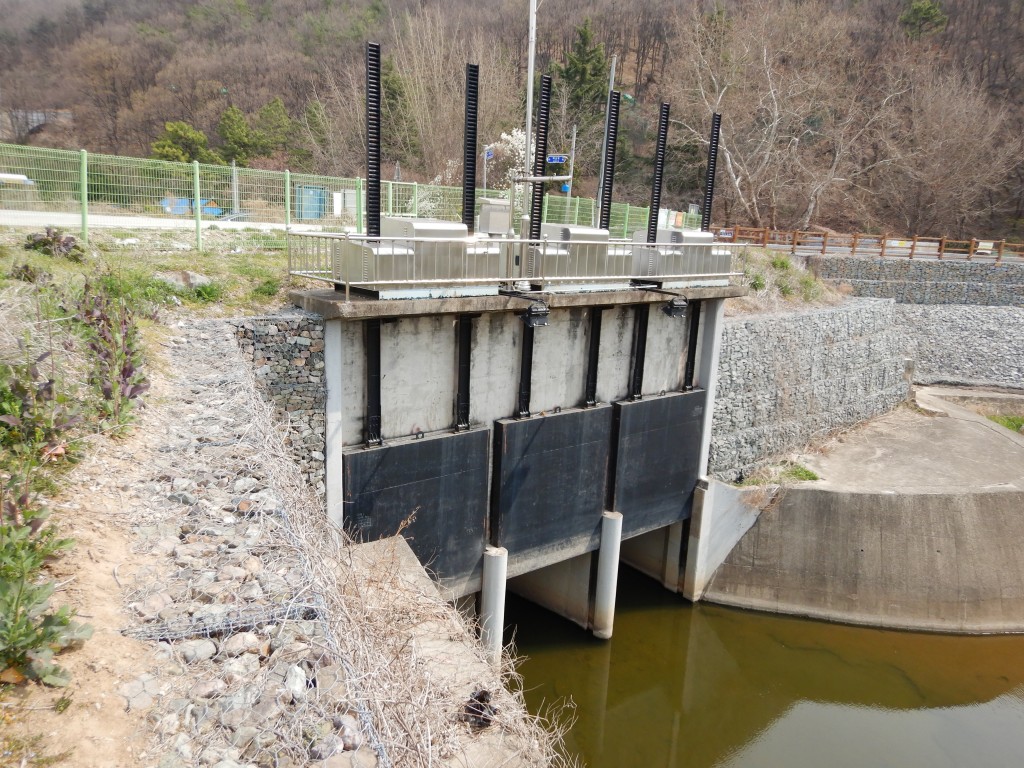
705, 487, 1024, 633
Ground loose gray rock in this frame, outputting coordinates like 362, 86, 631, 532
190, 679, 227, 700
285, 664, 308, 701
309, 734, 344, 761
220, 632, 263, 658
178, 639, 218, 663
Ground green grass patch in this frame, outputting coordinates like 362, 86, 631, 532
799, 273, 822, 302
781, 463, 819, 482
251, 278, 280, 298
770, 254, 791, 271
989, 415, 1024, 432
193, 281, 225, 302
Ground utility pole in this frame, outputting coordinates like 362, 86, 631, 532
567, 124, 577, 198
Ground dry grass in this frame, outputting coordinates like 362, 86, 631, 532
725, 245, 845, 316
145, 320, 579, 767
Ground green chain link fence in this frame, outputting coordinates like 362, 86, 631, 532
0, 142, 685, 250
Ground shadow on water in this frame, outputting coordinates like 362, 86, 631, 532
505, 565, 1024, 768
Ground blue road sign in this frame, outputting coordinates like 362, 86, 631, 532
484, 148, 494, 160
546, 154, 568, 164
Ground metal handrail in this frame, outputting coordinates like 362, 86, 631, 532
287, 230, 738, 301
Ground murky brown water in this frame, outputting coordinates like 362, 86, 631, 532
505, 566, 1024, 768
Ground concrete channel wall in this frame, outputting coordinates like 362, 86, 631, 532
808, 255, 1024, 306
709, 299, 908, 481
703, 487, 1024, 633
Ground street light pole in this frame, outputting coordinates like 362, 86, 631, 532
525, 0, 537, 179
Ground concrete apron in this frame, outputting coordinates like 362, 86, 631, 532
700, 387, 1024, 633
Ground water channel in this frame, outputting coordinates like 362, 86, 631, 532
505, 566, 1024, 768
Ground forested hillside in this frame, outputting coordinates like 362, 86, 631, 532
1, 0, 1022, 237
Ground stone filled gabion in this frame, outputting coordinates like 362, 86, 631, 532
709, 299, 908, 481
232, 312, 327, 495
808, 255, 1024, 307
896, 305, 1024, 389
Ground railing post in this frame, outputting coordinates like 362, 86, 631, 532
355, 177, 363, 234
821, 231, 829, 254
762, 227, 769, 248
574, 195, 580, 225
997, 239, 1006, 263
542, 193, 549, 223
851, 232, 859, 256
623, 203, 630, 238
968, 238, 976, 261
791, 231, 797, 255
193, 160, 202, 251
386, 180, 393, 216
412, 182, 419, 217
938, 236, 946, 259
879, 234, 887, 258
284, 169, 291, 229
79, 149, 88, 245
909, 235, 918, 259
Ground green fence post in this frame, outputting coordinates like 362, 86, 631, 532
542, 194, 550, 223
412, 182, 419, 217
623, 203, 630, 238
386, 180, 393, 216
284, 170, 291, 229
574, 195, 580, 225
355, 178, 363, 233
79, 150, 88, 245
193, 160, 202, 251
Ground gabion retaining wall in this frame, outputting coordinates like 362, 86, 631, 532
896, 305, 1024, 389
808, 256, 1024, 306
709, 299, 908, 480
231, 311, 327, 493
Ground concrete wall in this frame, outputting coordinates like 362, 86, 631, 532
703, 487, 1024, 633
232, 312, 327, 492
897, 305, 1024, 389
683, 479, 767, 600
709, 299, 907, 481
808, 255, 1024, 306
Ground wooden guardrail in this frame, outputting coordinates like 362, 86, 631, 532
715, 226, 1024, 264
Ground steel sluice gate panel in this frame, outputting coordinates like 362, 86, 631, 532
491, 406, 614, 566
612, 390, 706, 539
342, 427, 489, 586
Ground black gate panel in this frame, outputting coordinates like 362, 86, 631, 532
613, 390, 706, 538
343, 427, 489, 585
492, 406, 613, 563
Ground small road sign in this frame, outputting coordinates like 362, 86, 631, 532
484, 148, 495, 160
546, 154, 568, 164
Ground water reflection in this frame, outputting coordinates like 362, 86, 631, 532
506, 567, 1024, 768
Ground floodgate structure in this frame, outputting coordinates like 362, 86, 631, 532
278, 44, 746, 659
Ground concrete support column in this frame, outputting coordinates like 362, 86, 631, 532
682, 297, 729, 600
480, 546, 508, 666
593, 511, 623, 639
324, 319, 344, 529
694, 298, 726, 476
